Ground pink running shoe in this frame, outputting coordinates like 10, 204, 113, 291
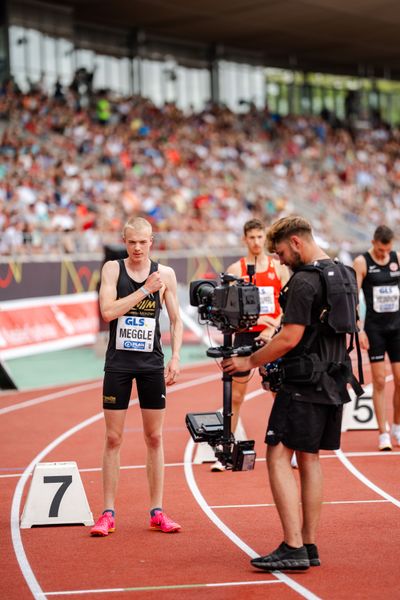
149, 510, 181, 533
90, 512, 115, 536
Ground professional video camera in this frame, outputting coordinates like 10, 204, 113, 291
189, 273, 260, 334
185, 273, 260, 471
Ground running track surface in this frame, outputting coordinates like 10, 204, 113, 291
1, 359, 399, 600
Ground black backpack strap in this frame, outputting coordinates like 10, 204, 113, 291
346, 331, 364, 386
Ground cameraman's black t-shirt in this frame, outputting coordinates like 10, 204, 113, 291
281, 261, 348, 405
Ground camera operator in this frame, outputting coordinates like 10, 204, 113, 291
211, 219, 289, 472
222, 216, 351, 572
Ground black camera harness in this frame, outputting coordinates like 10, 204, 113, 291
265, 260, 364, 402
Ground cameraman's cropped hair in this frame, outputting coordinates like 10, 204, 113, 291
266, 216, 313, 253
243, 218, 265, 235
373, 225, 394, 245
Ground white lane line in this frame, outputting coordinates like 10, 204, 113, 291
0, 381, 102, 415
334, 448, 400, 508
322, 451, 400, 458
210, 499, 389, 509
0, 364, 220, 416
183, 440, 322, 600
10, 370, 221, 600
182, 385, 324, 600
39, 579, 282, 596
11, 411, 106, 599
2, 449, 399, 479
1, 462, 187, 479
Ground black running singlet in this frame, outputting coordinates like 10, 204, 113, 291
104, 259, 164, 372
362, 251, 400, 330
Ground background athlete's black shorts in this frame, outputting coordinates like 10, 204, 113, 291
265, 390, 343, 453
103, 370, 166, 410
233, 331, 259, 377
365, 327, 400, 363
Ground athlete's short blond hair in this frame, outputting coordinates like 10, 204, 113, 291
123, 217, 152, 238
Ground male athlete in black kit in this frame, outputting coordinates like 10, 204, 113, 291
91, 217, 183, 536
353, 225, 400, 451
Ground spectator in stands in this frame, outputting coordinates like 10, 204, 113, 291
1, 84, 400, 255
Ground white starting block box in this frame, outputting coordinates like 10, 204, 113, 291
341, 384, 378, 432
21, 461, 94, 528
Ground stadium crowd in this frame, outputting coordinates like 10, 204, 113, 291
0, 77, 399, 256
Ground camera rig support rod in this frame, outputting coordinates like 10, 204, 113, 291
221, 332, 234, 458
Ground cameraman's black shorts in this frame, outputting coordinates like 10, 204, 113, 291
365, 326, 400, 363
103, 370, 166, 410
233, 331, 259, 377
265, 390, 343, 453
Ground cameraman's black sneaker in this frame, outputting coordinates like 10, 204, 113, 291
305, 543, 320, 566
251, 542, 309, 572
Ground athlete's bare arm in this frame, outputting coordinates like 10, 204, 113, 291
222, 323, 305, 374
159, 264, 183, 385
352, 254, 369, 350
353, 254, 367, 291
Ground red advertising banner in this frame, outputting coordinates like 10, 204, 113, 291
0, 293, 99, 359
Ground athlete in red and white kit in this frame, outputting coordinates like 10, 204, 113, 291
211, 219, 289, 471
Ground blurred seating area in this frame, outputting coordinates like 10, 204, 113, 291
1, 77, 399, 257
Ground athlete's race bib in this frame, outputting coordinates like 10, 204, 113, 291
372, 285, 400, 313
258, 286, 276, 314
116, 316, 156, 351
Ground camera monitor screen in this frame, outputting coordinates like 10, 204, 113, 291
193, 413, 223, 427
186, 411, 224, 442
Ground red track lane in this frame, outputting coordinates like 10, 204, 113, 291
1, 362, 399, 600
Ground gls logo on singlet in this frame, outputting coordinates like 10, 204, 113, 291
125, 317, 145, 326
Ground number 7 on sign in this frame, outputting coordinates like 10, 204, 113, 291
44, 475, 72, 517
20, 461, 94, 528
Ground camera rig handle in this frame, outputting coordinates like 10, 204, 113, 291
207, 337, 263, 359
207, 333, 260, 466
206, 344, 254, 359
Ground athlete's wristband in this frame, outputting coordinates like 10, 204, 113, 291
139, 286, 150, 296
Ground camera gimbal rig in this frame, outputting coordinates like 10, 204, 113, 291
186, 332, 257, 471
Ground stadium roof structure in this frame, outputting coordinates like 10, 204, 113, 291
48, 0, 400, 79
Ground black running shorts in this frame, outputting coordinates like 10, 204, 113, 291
365, 326, 400, 363
102, 370, 166, 410
265, 390, 343, 453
